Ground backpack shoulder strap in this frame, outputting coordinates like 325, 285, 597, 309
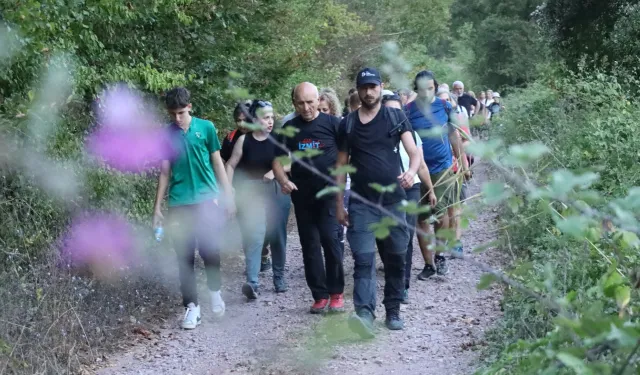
387, 106, 400, 126
345, 111, 355, 135
441, 99, 451, 116
345, 111, 356, 153
384, 107, 407, 173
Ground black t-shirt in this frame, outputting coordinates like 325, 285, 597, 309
337, 107, 411, 205
221, 129, 245, 162
457, 93, 478, 118
236, 134, 276, 181
275, 112, 341, 198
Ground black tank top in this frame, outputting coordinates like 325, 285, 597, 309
237, 133, 276, 180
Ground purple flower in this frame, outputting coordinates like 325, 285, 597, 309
87, 85, 176, 173
60, 212, 138, 276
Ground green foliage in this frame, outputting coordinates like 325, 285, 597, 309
338, 0, 452, 55
451, 0, 548, 91
538, 0, 640, 80
369, 216, 398, 240
1, 0, 368, 131
478, 68, 640, 374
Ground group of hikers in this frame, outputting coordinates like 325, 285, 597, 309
152, 68, 501, 338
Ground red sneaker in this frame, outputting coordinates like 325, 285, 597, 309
310, 299, 329, 314
329, 294, 345, 313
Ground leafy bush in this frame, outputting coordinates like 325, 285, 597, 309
477, 68, 640, 374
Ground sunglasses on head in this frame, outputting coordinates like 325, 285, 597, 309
257, 100, 273, 108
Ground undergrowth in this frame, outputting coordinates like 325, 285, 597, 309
477, 68, 640, 374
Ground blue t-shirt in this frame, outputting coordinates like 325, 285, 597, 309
405, 99, 453, 174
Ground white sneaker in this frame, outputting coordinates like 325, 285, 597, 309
210, 290, 225, 318
182, 303, 201, 330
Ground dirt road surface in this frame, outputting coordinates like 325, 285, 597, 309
98, 162, 503, 375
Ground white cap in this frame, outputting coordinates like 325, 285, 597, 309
381, 89, 395, 96
493, 92, 500, 98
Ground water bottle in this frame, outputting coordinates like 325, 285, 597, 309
154, 226, 164, 243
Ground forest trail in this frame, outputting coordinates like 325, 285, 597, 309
98, 161, 503, 375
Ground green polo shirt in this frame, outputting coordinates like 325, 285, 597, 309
168, 117, 221, 207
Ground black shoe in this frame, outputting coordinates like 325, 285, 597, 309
273, 276, 288, 293
242, 283, 258, 300
400, 289, 409, 304
435, 255, 448, 275
348, 310, 376, 339
385, 308, 404, 330
417, 265, 436, 280
260, 256, 272, 273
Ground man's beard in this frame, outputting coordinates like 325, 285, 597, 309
359, 94, 381, 109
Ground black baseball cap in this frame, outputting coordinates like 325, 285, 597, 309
356, 67, 382, 87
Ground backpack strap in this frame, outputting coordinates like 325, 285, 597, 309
383, 107, 407, 174
345, 111, 357, 154
441, 99, 451, 117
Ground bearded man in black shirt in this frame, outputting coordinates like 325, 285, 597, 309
335, 68, 421, 338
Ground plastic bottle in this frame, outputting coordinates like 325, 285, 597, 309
154, 226, 164, 243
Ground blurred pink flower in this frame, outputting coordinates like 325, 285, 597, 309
87, 85, 175, 173
61, 212, 138, 274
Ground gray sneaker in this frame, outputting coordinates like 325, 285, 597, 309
400, 289, 409, 304
273, 276, 288, 293
417, 265, 436, 280
348, 310, 376, 339
385, 308, 404, 330
435, 255, 448, 275
260, 256, 272, 273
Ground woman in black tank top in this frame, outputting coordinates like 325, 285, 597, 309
225, 100, 291, 300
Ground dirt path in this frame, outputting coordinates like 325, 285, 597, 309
98, 162, 503, 375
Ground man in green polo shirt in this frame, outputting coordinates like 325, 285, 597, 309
152, 87, 236, 330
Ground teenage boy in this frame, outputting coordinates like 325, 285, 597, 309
153, 87, 236, 329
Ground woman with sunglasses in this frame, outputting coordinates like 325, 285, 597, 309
226, 100, 290, 300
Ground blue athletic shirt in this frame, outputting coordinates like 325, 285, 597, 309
405, 99, 453, 174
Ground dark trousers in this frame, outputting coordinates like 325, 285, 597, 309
292, 192, 345, 300
348, 200, 408, 315
169, 200, 223, 307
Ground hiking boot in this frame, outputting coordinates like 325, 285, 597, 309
385, 308, 404, 330
273, 276, 288, 293
348, 309, 375, 339
435, 255, 449, 275
241, 282, 258, 300
310, 299, 329, 314
260, 256, 272, 273
400, 289, 409, 304
328, 294, 345, 313
210, 290, 225, 318
451, 245, 464, 259
417, 264, 436, 280
182, 303, 201, 330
